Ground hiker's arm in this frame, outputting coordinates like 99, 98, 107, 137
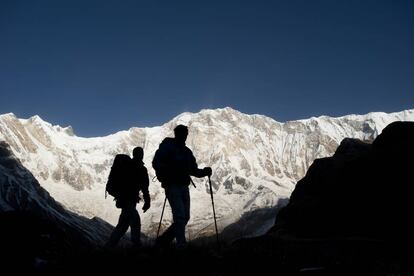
189, 153, 212, 178
141, 167, 151, 212
190, 167, 205, 178
141, 167, 150, 203
191, 167, 212, 178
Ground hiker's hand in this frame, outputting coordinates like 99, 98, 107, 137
203, 167, 212, 177
142, 202, 150, 213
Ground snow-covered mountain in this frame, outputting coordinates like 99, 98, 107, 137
1, 107, 413, 240
0, 140, 113, 247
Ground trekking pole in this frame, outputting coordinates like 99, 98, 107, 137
157, 195, 167, 239
208, 176, 220, 249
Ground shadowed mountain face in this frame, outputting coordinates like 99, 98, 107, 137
0, 141, 116, 270
270, 121, 414, 240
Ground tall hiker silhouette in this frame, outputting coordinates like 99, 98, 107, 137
153, 124, 212, 247
105, 147, 150, 248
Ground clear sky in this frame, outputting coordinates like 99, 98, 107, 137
1, 0, 413, 137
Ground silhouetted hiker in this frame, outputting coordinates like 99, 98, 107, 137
152, 124, 212, 248
105, 147, 150, 248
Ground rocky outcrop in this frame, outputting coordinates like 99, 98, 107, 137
271, 121, 414, 240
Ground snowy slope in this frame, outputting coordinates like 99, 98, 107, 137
0, 141, 114, 246
1, 107, 413, 239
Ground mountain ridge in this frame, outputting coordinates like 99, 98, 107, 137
3, 107, 414, 138
1, 107, 413, 240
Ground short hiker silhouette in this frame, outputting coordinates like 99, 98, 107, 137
152, 124, 212, 248
105, 147, 150, 248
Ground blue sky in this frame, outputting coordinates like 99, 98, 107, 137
1, 0, 413, 136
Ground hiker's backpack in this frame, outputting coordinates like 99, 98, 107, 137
152, 137, 175, 186
105, 154, 133, 199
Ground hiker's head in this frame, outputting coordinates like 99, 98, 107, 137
174, 124, 188, 145
133, 147, 144, 161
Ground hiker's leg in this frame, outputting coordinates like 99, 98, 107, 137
183, 186, 190, 227
129, 206, 141, 246
156, 187, 179, 245
166, 186, 188, 245
106, 206, 131, 247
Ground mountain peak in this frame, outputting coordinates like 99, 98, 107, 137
0, 112, 17, 119
28, 114, 46, 123
24, 115, 76, 136
201, 106, 241, 115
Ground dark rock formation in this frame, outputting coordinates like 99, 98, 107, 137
271, 121, 414, 240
